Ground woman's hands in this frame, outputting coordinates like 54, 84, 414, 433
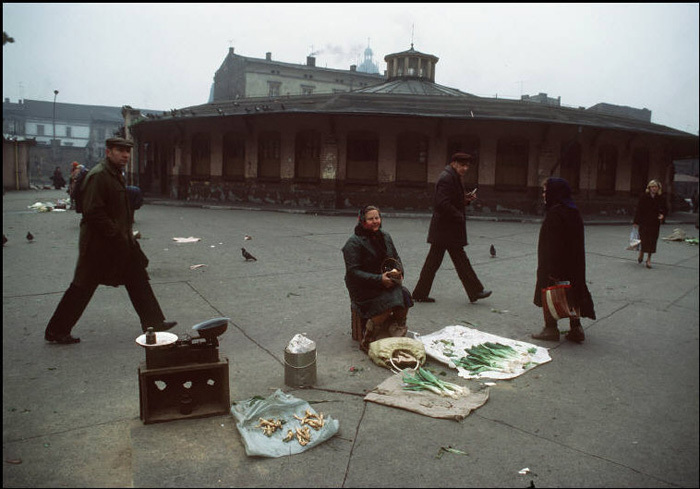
381, 269, 402, 288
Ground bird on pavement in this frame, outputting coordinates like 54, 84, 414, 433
26, 232, 34, 242
241, 247, 257, 261
490, 244, 496, 258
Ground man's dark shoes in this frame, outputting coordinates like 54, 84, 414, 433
152, 320, 178, 332
412, 295, 436, 303
470, 289, 492, 303
45, 332, 81, 344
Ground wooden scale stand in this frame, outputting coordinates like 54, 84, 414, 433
136, 318, 231, 424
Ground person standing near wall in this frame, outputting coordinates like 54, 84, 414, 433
411, 152, 492, 304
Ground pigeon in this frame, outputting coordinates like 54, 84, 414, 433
3, 234, 7, 246
26, 232, 34, 242
241, 247, 257, 261
489, 244, 496, 258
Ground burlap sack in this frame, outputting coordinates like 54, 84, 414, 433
368, 337, 426, 370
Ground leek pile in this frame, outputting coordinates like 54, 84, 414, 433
401, 367, 465, 399
453, 342, 521, 375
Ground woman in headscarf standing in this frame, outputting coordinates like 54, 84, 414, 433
342, 205, 413, 352
633, 179, 667, 269
532, 178, 596, 343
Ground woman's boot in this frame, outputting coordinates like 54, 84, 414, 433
532, 318, 560, 341
566, 318, 585, 343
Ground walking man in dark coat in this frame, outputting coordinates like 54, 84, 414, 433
44, 137, 176, 344
412, 152, 492, 304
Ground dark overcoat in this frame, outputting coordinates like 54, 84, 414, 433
633, 193, 667, 253
533, 204, 596, 319
342, 229, 405, 318
73, 159, 148, 287
427, 165, 468, 247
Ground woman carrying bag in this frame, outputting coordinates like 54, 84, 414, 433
532, 178, 596, 343
633, 179, 667, 269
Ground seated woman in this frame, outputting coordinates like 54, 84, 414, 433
342, 205, 413, 352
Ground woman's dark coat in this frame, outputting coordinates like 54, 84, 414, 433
533, 180, 596, 319
427, 165, 468, 247
342, 227, 405, 318
73, 159, 148, 287
633, 193, 667, 254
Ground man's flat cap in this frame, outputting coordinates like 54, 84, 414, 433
106, 137, 134, 148
451, 152, 473, 163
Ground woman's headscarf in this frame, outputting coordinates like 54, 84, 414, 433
354, 205, 387, 257
545, 177, 577, 210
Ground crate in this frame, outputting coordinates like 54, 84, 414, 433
351, 304, 367, 341
138, 357, 230, 424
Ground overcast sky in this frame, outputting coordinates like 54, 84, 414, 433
3, 3, 698, 134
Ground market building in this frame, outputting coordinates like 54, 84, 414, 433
129, 45, 699, 216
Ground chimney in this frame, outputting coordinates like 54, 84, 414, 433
307, 56, 316, 67
228, 47, 234, 55
350, 64, 357, 72
266, 52, 272, 61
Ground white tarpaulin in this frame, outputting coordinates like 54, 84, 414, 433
418, 325, 552, 380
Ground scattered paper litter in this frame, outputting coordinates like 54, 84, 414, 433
518, 468, 531, 475
189, 264, 207, 270
173, 236, 201, 243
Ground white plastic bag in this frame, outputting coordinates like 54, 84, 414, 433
626, 227, 641, 251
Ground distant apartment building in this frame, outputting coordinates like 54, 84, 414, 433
210, 47, 385, 102
2, 98, 159, 185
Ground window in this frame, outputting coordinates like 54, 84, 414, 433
294, 130, 321, 180
495, 138, 529, 188
65, 126, 72, 138
191, 133, 210, 178
301, 85, 314, 96
223, 132, 245, 180
346, 131, 379, 181
268, 81, 281, 97
446, 135, 480, 187
596, 144, 617, 194
630, 147, 649, 196
560, 141, 581, 191
37, 125, 45, 136
396, 132, 428, 184
258, 132, 281, 179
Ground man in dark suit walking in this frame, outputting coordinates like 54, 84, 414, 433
411, 152, 492, 304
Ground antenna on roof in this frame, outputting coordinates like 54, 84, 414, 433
411, 24, 415, 48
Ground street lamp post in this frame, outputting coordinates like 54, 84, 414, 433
52, 89, 59, 169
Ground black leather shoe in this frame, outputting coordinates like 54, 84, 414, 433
470, 290, 492, 303
45, 332, 81, 344
152, 321, 177, 332
412, 296, 436, 303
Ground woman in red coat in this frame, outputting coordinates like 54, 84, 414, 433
633, 179, 667, 269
